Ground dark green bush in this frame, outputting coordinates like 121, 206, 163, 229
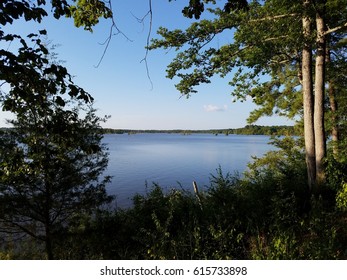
3, 137, 346, 259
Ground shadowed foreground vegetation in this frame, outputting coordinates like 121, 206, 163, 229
1, 137, 346, 260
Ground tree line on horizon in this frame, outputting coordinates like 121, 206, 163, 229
102, 125, 298, 136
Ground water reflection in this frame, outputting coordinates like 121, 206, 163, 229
103, 133, 273, 207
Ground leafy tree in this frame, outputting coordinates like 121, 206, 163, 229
0, 1, 116, 259
0, 94, 112, 259
149, 0, 347, 192
0, 0, 112, 115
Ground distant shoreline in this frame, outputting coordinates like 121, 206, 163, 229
1, 124, 299, 136
102, 125, 299, 136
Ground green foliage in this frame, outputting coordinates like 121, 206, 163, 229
0, 0, 112, 115
0, 32, 93, 113
0, 1, 112, 30
69, 0, 112, 32
53, 138, 345, 260
14, 153, 346, 260
0, 252, 11, 260
149, 0, 308, 122
0, 1, 115, 258
0, 1, 47, 25
336, 183, 347, 211
250, 232, 300, 260
66, 158, 345, 259
177, 0, 249, 20
245, 136, 306, 185
1, 0, 346, 260
0, 94, 113, 259
150, 2, 347, 193
326, 160, 347, 187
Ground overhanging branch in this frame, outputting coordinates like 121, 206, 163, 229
249, 13, 299, 22
324, 22, 347, 36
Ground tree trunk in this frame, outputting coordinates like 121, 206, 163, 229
302, 1, 316, 191
314, 11, 326, 187
45, 227, 54, 260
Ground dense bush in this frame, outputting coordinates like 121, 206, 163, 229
52, 160, 346, 259
2, 137, 346, 259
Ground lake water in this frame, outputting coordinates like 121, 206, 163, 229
103, 133, 274, 207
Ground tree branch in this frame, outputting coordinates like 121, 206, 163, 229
249, 13, 299, 22
94, 0, 133, 68
236, 35, 288, 55
139, 0, 154, 90
324, 22, 347, 36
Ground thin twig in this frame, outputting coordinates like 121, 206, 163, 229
139, 0, 154, 90
94, 0, 133, 68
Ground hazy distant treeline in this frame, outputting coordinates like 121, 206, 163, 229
102, 125, 298, 136
1, 125, 298, 136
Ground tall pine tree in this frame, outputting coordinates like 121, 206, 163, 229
0, 95, 112, 259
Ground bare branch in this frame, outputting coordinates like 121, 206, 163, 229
263, 35, 289, 42
249, 13, 299, 22
324, 22, 347, 36
269, 59, 290, 65
94, 0, 133, 68
139, 0, 154, 90
0, 219, 41, 240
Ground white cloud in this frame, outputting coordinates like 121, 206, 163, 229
203, 104, 228, 112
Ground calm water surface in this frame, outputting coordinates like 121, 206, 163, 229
103, 133, 274, 207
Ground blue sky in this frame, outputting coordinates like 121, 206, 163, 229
1, 0, 294, 130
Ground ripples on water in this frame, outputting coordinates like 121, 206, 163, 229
102, 133, 273, 207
